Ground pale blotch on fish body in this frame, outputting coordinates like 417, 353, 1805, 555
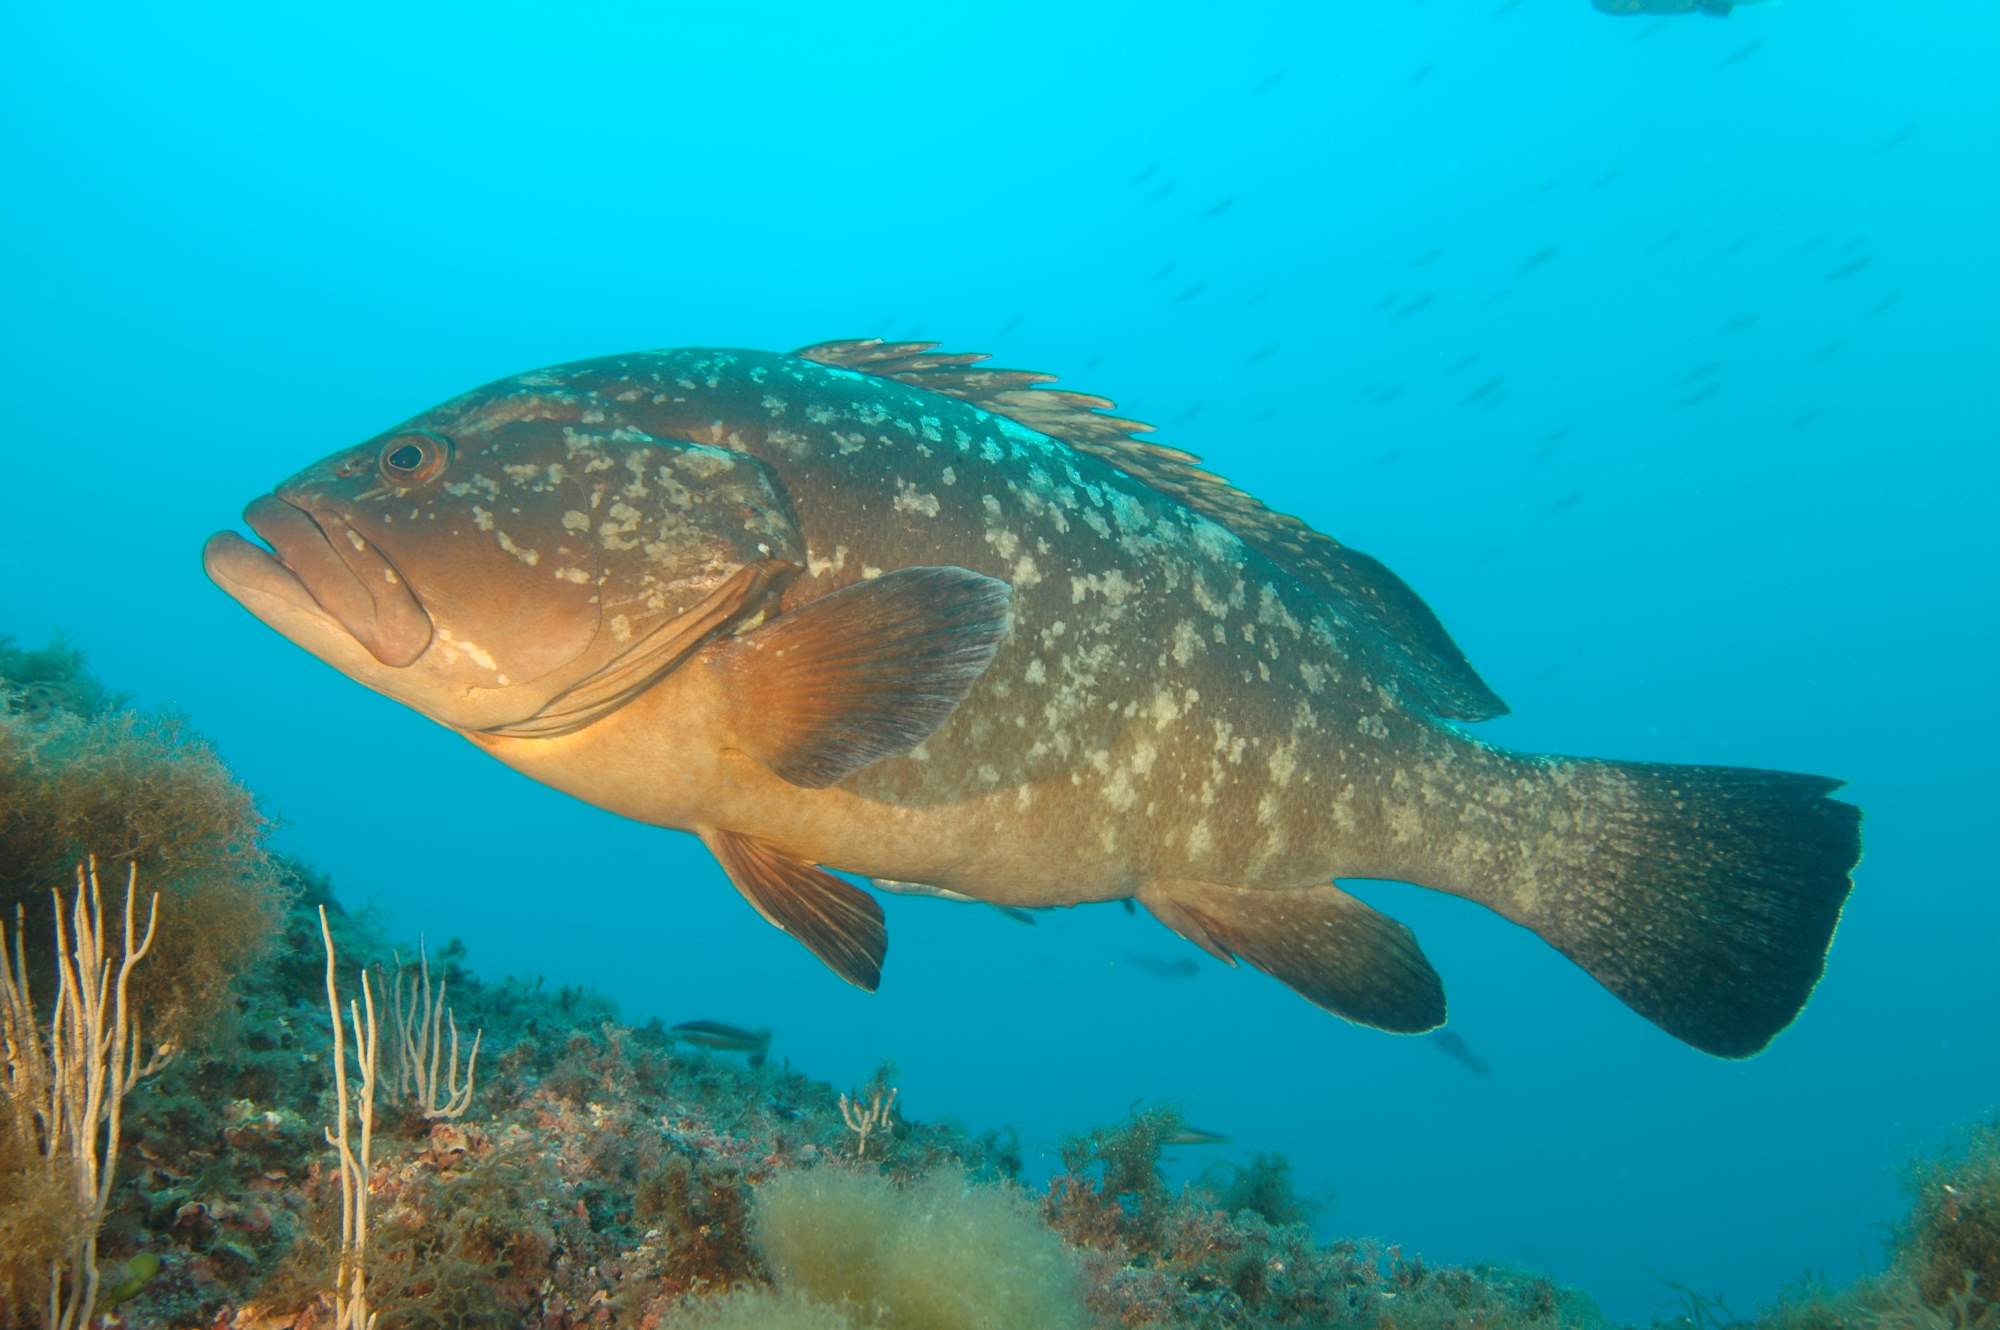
205, 338, 1860, 1058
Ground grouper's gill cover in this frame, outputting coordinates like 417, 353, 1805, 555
204, 337, 1860, 1059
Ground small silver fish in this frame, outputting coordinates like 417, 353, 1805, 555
670, 1020, 772, 1067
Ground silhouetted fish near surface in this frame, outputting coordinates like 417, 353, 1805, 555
1811, 340, 1843, 366
206, 337, 1861, 1055
1241, 288, 1269, 309
1429, 1030, 1492, 1076
1595, 0, 1777, 14
1460, 377, 1505, 407
1546, 491, 1585, 514
1393, 293, 1435, 320
1719, 38, 1766, 68
1254, 70, 1283, 94
1869, 291, 1904, 316
1246, 343, 1279, 365
1790, 408, 1821, 431
1533, 427, 1571, 461
1877, 124, 1918, 154
1148, 180, 1176, 202
1446, 353, 1479, 375
1202, 197, 1235, 219
1130, 163, 1158, 187
1825, 256, 1875, 281
1675, 384, 1721, 409
669, 1021, 772, 1067
1170, 281, 1206, 304
1592, 168, 1623, 190
1712, 234, 1757, 261
997, 315, 1023, 336
1375, 449, 1404, 467
1517, 245, 1559, 277
1405, 62, 1436, 88
1148, 261, 1176, 282
1128, 954, 1201, 980
1649, 229, 1682, 254
1408, 247, 1446, 270
1796, 236, 1829, 255
1682, 361, 1724, 385
1720, 313, 1760, 334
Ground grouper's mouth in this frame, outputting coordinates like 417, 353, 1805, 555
203, 494, 434, 668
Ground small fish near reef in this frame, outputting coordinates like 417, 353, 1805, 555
669, 1020, 772, 1067
205, 338, 1860, 1057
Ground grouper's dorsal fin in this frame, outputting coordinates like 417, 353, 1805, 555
794, 338, 1508, 722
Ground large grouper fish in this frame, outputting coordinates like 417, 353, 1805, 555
204, 340, 1861, 1056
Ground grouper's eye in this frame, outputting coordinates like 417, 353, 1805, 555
377, 430, 453, 485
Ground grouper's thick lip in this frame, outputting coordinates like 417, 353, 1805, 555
202, 495, 433, 668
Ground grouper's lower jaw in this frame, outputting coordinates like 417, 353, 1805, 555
201, 528, 407, 689
207, 494, 433, 668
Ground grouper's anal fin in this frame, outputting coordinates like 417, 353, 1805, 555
713, 564, 1012, 788
1140, 879, 1446, 1033
793, 337, 1506, 723
703, 828, 886, 991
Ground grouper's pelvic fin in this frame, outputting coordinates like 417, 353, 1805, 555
1445, 757, 1860, 1057
1140, 880, 1446, 1034
713, 564, 1012, 789
794, 338, 1507, 724
703, 828, 887, 991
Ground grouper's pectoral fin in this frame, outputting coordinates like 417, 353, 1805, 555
1140, 879, 1445, 1033
713, 565, 1012, 788
704, 829, 886, 991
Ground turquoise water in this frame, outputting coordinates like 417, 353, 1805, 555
4, 1, 1995, 1320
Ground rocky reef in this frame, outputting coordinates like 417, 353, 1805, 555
1, 634, 1992, 1330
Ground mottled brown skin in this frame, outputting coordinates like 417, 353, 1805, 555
205, 344, 1860, 1056
471, 350, 1460, 900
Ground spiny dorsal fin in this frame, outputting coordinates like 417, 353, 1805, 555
794, 338, 1506, 722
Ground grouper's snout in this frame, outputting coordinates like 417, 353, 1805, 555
208, 493, 434, 668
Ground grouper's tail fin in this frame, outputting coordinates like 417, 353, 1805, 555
1475, 758, 1860, 1057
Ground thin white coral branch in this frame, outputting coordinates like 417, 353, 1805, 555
0, 859, 167, 1330
388, 935, 482, 1120
321, 905, 379, 1330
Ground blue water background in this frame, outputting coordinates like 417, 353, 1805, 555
4, 1, 1996, 1320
